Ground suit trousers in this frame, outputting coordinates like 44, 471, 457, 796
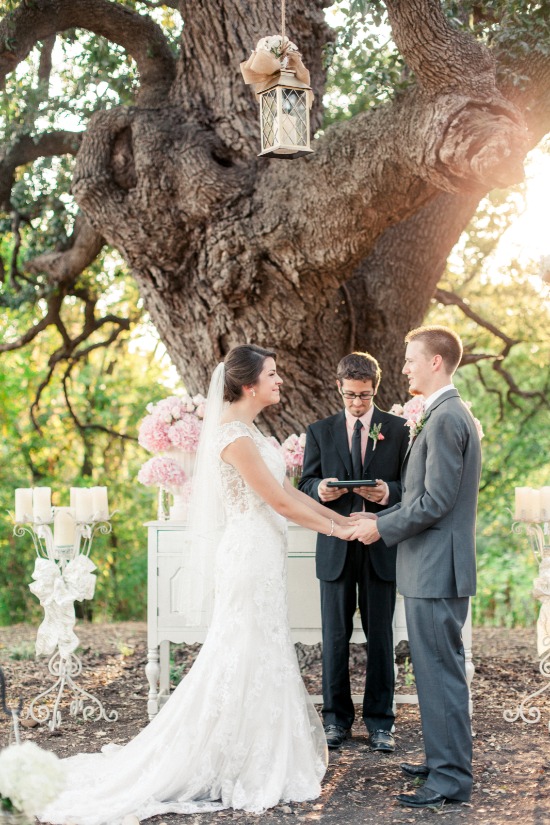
404, 596, 472, 801
320, 541, 396, 731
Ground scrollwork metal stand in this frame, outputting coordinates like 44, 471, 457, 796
504, 519, 550, 730
12, 513, 119, 731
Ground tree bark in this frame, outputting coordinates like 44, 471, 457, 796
2, 0, 549, 434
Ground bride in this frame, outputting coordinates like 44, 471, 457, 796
40, 344, 354, 825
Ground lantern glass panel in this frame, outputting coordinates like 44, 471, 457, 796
261, 89, 277, 151
281, 89, 308, 146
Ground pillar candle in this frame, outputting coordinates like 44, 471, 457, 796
528, 489, 541, 522
74, 489, 93, 522
514, 487, 531, 520
14, 488, 33, 522
33, 487, 52, 522
540, 487, 550, 522
54, 507, 76, 547
91, 486, 109, 519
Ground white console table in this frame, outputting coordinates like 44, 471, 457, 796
146, 521, 474, 719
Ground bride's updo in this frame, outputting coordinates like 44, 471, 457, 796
224, 344, 276, 402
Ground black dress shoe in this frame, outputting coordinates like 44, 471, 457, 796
368, 729, 395, 752
324, 724, 351, 749
396, 787, 456, 808
400, 762, 429, 778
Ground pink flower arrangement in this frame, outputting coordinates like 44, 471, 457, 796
137, 457, 188, 493
138, 394, 205, 454
280, 433, 307, 470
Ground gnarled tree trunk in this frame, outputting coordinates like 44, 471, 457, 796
2, 0, 549, 434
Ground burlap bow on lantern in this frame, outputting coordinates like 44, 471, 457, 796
240, 35, 312, 101
533, 557, 550, 656
29, 556, 97, 658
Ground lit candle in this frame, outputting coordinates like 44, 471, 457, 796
33, 487, 52, 522
515, 487, 531, 520
74, 489, 93, 522
91, 486, 109, 519
14, 488, 33, 522
53, 507, 76, 547
541, 487, 550, 522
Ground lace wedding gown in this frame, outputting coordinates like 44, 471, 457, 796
40, 421, 327, 825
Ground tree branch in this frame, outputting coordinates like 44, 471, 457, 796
433, 287, 548, 407
37, 34, 56, 86
0, 293, 64, 353
0, 130, 82, 212
0, 0, 176, 105
434, 287, 518, 349
26, 214, 105, 286
385, 0, 496, 97
62, 363, 137, 441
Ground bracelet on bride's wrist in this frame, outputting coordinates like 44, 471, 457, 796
326, 518, 335, 537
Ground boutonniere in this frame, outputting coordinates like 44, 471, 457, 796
368, 423, 385, 451
407, 412, 428, 444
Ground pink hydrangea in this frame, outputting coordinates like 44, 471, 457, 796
138, 394, 205, 454
280, 432, 307, 470
138, 415, 172, 452
168, 413, 202, 451
137, 457, 187, 492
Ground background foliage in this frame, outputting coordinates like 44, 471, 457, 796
0, 1, 548, 627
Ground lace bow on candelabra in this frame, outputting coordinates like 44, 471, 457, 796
29, 556, 97, 658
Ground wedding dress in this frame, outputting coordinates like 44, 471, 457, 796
40, 421, 327, 825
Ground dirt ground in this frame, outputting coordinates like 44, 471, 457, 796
1, 622, 549, 825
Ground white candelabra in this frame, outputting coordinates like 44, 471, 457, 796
12, 486, 118, 731
504, 486, 550, 731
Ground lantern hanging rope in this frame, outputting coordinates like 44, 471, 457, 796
240, 0, 314, 159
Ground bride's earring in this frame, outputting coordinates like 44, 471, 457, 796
251, 390, 256, 397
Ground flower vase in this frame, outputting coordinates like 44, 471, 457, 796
157, 487, 170, 521
168, 448, 196, 478
287, 467, 301, 488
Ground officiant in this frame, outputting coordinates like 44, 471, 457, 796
299, 352, 409, 752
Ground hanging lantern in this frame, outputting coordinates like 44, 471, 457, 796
240, 22, 314, 160
257, 69, 313, 159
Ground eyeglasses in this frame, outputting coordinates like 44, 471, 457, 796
340, 390, 375, 400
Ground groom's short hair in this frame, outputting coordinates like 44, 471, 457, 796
337, 352, 381, 390
405, 326, 463, 374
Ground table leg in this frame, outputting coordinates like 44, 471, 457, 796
145, 646, 160, 720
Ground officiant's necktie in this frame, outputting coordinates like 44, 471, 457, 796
351, 419, 364, 511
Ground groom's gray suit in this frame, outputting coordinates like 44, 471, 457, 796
377, 388, 481, 801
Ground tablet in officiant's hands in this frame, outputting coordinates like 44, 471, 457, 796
326, 480, 377, 488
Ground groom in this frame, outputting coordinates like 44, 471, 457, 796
350, 326, 482, 807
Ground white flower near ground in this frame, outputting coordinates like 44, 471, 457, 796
0, 741, 65, 816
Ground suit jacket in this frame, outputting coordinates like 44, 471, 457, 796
299, 406, 409, 582
377, 389, 482, 599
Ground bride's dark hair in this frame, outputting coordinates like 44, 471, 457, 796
224, 344, 276, 402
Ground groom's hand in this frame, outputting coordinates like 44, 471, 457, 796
318, 478, 347, 502
349, 515, 380, 545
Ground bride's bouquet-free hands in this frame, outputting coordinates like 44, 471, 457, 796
349, 512, 380, 545
333, 517, 360, 542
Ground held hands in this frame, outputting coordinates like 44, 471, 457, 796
333, 518, 358, 542
349, 512, 381, 545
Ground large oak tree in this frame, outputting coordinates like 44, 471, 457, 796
1, 0, 549, 433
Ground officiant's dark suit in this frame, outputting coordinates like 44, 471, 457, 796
299, 353, 409, 745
